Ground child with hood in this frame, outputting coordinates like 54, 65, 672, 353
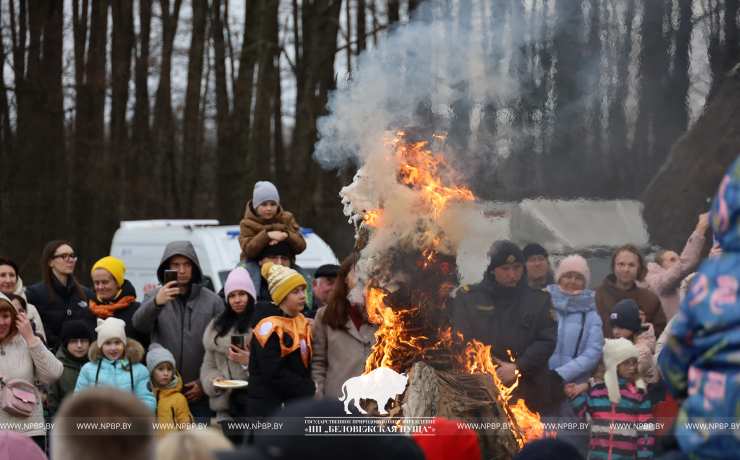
74, 317, 156, 412
573, 338, 655, 459
147, 343, 193, 436
659, 155, 740, 460
609, 299, 658, 384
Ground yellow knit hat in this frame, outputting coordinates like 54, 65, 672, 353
91, 256, 126, 288
260, 262, 307, 306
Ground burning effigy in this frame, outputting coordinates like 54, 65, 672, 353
340, 130, 547, 458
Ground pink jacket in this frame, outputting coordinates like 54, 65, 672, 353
638, 232, 705, 321
636, 323, 658, 384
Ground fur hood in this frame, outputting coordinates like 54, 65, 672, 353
88, 338, 145, 364
203, 319, 252, 355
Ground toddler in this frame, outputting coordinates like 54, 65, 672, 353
146, 343, 193, 436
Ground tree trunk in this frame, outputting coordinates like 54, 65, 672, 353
111, 0, 134, 218
132, 0, 152, 216
356, 0, 366, 53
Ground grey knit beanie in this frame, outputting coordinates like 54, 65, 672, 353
146, 343, 176, 375
253, 181, 280, 208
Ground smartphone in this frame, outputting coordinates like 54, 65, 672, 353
164, 270, 178, 285
231, 335, 245, 348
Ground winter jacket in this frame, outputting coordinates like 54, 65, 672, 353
200, 320, 251, 413
652, 316, 675, 373
74, 338, 157, 412
635, 324, 658, 384
452, 276, 559, 413
239, 259, 316, 314
594, 275, 667, 340
238, 200, 307, 261
26, 274, 95, 352
573, 378, 654, 459
13, 276, 47, 342
48, 346, 88, 410
89, 280, 150, 351
152, 372, 193, 437
311, 305, 378, 399
0, 333, 63, 437
546, 285, 603, 385
133, 241, 224, 391
658, 155, 740, 460
637, 232, 705, 321
246, 301, 315, 418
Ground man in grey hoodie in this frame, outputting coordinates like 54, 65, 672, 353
132, 241, 224, 423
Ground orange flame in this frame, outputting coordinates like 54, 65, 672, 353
364, 210, 382, 227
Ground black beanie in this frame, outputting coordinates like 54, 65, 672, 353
60, 320, 94, 347
523, 243, 548, 261
487, 240, 525, 271
610, 299, 644, 333
257, 241, 295, 261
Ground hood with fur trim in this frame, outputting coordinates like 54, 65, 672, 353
88, 338, 145, 365
602, 338, 646, 404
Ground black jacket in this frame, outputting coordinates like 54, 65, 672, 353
26, 275, 95, 352
89, 280, 150, 351
451, 276, 559, 413
246, 301, 315, 418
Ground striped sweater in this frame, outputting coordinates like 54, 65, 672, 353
573, 378, 655, 460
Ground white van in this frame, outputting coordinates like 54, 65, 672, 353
110, 220, 338, 300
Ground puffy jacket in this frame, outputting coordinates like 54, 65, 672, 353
659, 155, 740, 459
74, 338, 156, 412
635, 323, 658, 384
546, 285, 603, 385
238, 200, 307, 260
48, 346, 88, 410
152, 372, 193, 436
133, 241, 224, 390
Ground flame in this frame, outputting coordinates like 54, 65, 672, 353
364, 210, 382, 227
364, 288, 404, 372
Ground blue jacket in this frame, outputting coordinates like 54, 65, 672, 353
74, 339, 157, 412
659, 155, 740, 460
546, 285, 603, 385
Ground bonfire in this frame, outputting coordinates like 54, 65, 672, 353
340, 131, 547, 458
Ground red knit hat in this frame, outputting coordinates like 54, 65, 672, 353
412, 417, 481, 460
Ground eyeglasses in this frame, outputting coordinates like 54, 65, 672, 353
52, 253, 77, 262
264, 255, 291, 263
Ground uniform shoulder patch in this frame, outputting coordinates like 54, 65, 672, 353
549, 308, 558, 322
461, 285, 470, 293
476, 305, 495, 312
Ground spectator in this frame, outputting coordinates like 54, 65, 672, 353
25, 240, 95, 352
246, 263, 316, 418
637, 213, 709, 321
523, 243, 555, 289
133, 241, 224, 424
89, 256, 149, 350
658, 155, 740, 459
0, 256, 46, 341
157, 429, 233, 460
147, 343, 193, 437
238, 181, 306, 261
0, 293, 63, 453
201, 267, 256, 444
594, 244, 667, 339
312, 264, 340, 309
452, 240, 559, 414
411, 417, 481, 460
51, 386, 156, 460
312, 253, 377, 399
512, 438, 585, 460
5, 294, 45, 345
48, 320, 93, 410
0, 430, 48, 460
610, 299, 658, 384
74, 317, 156, 411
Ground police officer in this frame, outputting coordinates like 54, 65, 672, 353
452, 240, 559, 413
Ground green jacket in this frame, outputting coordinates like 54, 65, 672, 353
48, 347, 88, 410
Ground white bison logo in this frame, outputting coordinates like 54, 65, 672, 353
338, 367, 409, 415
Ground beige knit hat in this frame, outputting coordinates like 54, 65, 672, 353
261, 262, 307, 306
602, 338, 646, 403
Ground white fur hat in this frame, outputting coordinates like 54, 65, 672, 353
95, 317, 127, 346
602, 338, 646, 403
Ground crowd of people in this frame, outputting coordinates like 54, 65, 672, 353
0, 161, 738, 460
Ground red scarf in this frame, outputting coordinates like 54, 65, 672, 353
347, 305, 363, 332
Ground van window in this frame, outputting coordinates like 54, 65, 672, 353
202, 276, 215, 292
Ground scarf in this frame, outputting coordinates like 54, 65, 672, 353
89, 294, 136, 319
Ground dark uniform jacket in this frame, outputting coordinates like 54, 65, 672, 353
452, 277, 559, 413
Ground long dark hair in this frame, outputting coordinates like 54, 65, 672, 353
321, 252, 361, 330
41, 240, 86, 304
213, 294, 256, 342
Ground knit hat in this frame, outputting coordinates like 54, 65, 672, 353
412, 417, 481, 460
554, 255, 591, 287
60, 320, 94, 348
261, 262, 307, 305
602, 338, 646, 403
253, 181, 280, 208
610, 299, 645, 334
523, 243, 548, 261
146, 343, 176, 375
486, 240, 525, 272
257, 241, 295, 261
225, 267, 257, 301
95, 317, 127, 346
91, 256, 126, 288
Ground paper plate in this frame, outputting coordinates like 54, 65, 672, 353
214, 380, 248, 389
